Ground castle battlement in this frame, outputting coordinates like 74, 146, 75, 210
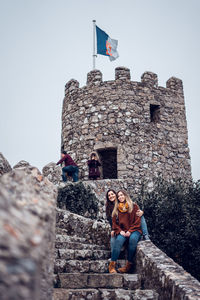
61, 67, 191, 193
64, 67, 183, 96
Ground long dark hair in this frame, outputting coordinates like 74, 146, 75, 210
105, 189, 116, 219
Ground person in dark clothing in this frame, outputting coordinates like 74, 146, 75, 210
106, 189, 116, 251
87, 153, 101, 180
56, 151, 79, 182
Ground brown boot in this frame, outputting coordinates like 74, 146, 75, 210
109, 261, 117, 273
118, 261, 133, 273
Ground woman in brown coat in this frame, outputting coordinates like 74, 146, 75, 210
108, 190, 142, 274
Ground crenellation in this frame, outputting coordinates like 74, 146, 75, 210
141, 71, 158, 88
87, 69, 102, 86
115, 66, 131, 81
166, 76, 183, 94
65, 79, 79, 95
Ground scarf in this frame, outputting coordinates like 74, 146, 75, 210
118, 201, 129, 213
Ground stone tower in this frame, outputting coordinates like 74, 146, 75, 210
61, 67, 191, 192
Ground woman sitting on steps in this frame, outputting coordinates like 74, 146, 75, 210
106, 189, 150, 254
108, 190, 142, 274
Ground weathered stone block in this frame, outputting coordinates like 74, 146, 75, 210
87, 273, 124, 288
87, 70, 102, 86
115, 67, 131, 80
0, 152, 12, 176
58, 249, 75, 260
59, 273, 124, 289
100, 288, 132, 300
74, 249, 93, 260
13, 160, 30, 169
123, 274, 141, 290
42, 162, 62, 185
65, 260, 90, 274
54, 288, 99, 300
141, 71, 158, 87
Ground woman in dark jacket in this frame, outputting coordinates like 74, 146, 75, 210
88, 153, 101, 180
106, 189, 117, 251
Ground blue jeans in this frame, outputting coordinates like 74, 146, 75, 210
110, 236, 116, 252
111, 231, 141, 262
141, 216, 149, 236
62, 166, 79, 182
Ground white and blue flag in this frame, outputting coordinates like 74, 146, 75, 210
96, 25, 119, 61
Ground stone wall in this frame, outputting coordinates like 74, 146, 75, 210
0, 166, 57, 300
61, 67, 191, 193
0, 152, 12, 176
56, 208, 110, 246
136, 241, 200, 300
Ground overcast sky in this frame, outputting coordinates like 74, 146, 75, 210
0, 0, 199, 180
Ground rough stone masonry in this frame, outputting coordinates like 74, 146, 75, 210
0, 166, 57, 300
61, 67, 191, 193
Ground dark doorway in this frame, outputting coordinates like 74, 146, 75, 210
98, 148, 117, 179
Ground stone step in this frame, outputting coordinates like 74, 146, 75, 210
57, 273, 141, 290
55, 240, 107, 251
55, 248, 111, 260
54, 288, 159, 300
54, 259, 126, 274
56, 233, 88, 244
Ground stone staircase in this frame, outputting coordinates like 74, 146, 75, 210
53, 208, 159, 300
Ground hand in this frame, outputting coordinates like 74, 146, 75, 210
125, 231, 131, 237
120, 231, 126, 236
111, 231, 115, 237
136, 209, 144, 217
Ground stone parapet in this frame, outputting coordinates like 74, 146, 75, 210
0, 152, 12, 176
56, 208, 110, 246
136, 241, 200, 300
0, 167, 57, 300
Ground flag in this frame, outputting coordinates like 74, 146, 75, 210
96, 25, 119, 61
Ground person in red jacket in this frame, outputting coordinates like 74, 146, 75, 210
56, 151, 79, 182
108, 190, 142, 274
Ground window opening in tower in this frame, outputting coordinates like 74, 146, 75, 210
150, 104, 160, 122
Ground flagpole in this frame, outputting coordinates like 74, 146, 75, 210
93, 20, 96, 70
